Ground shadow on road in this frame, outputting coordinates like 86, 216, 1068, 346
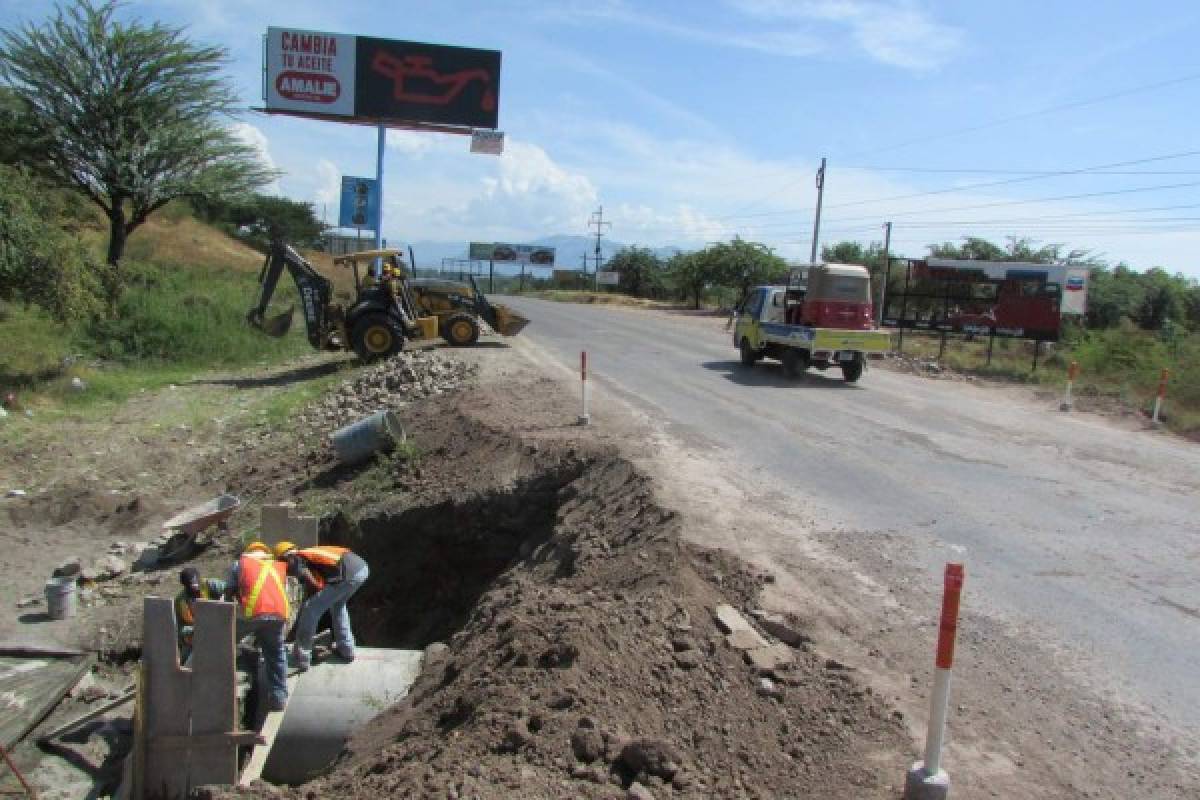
190, 359, 349, 390
700, 360, 861, 390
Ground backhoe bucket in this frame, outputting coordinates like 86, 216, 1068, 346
490, 304, 530, 336
248, 306, 295, 338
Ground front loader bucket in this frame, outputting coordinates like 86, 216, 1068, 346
247, 306, 295, 338
491, 304, 530, 336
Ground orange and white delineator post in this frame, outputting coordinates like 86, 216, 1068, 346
578, 351, 590, 426
1152, 368, 1169, 424
905, 563, 965, 800
1061, 361, 1079, 411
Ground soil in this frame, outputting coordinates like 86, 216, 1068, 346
1, 341, 913, 799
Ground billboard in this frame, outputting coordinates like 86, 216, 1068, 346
467, 242, 555, 265
265, 28, 501, 129
882, 259, 1089, 342
338, 176, 379, 230
596, 271, 620, 286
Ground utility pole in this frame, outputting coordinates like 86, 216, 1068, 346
580, 252, 588, 291
879, 221, 892, 326
589, 205, 611, 291
810, 157, 826, 265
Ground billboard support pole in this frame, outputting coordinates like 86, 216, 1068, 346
986, 332, 995, 366
374, 124, 386, 276
810, 157, 827, 264
878, 222, 891, 326
489, 259, 495, 294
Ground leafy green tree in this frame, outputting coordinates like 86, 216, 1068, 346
606, 246, 664, 298
192, 194, 326, 251
0, 0, 275, 287
666, 251, 711, 309
701, 237, 788, 306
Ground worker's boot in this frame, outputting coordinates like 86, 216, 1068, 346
291, 644, 310, 673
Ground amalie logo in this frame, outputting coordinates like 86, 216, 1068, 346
276, 71, 340, 104
1066, 276, 1086, 291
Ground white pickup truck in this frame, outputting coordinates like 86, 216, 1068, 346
732, 263, 891, 383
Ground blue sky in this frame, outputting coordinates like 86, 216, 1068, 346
4, 0, 1200, 276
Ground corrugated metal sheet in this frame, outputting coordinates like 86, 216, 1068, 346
0, 653, 92, 748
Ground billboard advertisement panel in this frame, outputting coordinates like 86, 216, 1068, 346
338, 176, 379, 230
265, 28, 357, 117
881, 259, 1088, 342
265, 29, 501, 129
468, 243, 555, 265
596, 271, 619, 286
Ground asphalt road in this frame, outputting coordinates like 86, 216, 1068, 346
502, 296, 1200, 744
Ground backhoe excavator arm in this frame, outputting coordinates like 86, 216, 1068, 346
247, 238, 333, 348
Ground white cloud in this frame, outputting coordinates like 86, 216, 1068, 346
231, 121, 281, 193
314, 159, 341, 207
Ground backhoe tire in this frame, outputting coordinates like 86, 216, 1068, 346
841, 357, 864, 383
442, 313, 480, 347
351, 313, 405, 362
739, 338, 759, 366
781, 348, 807, 378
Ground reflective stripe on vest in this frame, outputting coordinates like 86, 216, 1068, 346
238, 555, 290, 620
176, 585, 212, 626
295, 546, 350, 592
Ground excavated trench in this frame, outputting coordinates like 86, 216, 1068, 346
324, 461, 586, 651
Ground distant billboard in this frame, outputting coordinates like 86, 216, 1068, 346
467, 242, 555, 265
264, 27, 501, 129
882, 259, 1089, 342
338, 176, 379, 230
596, 271, 619, 286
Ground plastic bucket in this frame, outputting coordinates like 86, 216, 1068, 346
45, 576, 78, 619
331, 410, 406, 465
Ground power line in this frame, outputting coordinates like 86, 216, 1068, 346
823, 149, 1200, 211
840, 166, 1200, 176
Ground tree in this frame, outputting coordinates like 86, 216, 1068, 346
700, 238, 788, 306
666, 252, 710, 309
191, 194, 327, 251
606, 246, 664, 298
0, 1, 275, 289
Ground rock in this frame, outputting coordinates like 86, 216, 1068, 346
672, 651, 701, 670
5, 489, 26, 498
744, 643, 794, 673
726, 628, 768, 651
84, 555, 127, 581
571, 726, 605, 763
750, 609, 811, 648
757, 677, 783, 700
499, 721, 532, 752
618, 739, 682, 781
16, 595, 41, 609
53, 559, 82, 579
628, 782, 655, 800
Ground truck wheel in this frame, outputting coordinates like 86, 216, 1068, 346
841, 358, 864, 383
441, 313, 481, 346
351, 313, 406, 362
781, 348, 807, 378
739, 338, 759, 366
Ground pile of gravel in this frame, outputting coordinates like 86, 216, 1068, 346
299, 350, 478, 432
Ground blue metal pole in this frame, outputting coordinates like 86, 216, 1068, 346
374, 124, 385, 276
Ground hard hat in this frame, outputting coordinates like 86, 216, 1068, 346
244, 541, 271, 555
273, 541, 297, 559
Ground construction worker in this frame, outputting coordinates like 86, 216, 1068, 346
273, 541, 368, 672
174, 567, 226, 663
228, 541, 291, 711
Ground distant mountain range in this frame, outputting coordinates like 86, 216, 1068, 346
396, 235, 685, 273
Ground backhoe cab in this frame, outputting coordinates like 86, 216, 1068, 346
247, 239, 528, 362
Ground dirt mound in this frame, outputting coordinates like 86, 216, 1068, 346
278, 452, 908, 799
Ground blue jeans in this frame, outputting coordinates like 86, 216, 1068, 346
293, 564, 369, 665
242, 616, 288, 706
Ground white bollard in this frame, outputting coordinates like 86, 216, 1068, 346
1151, 368, 1169, 425
905, 563, 965, 800
578, 351, 590, 426
1060, 361, 1078, 411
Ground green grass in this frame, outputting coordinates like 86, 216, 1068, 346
896, 325, 1200, 436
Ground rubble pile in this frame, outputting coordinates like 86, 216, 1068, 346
299, 351, 478, 432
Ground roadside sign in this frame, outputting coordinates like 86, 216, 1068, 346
264, 28, 501, 129
466, 242, 555, 265
470, 130, 505, 155
596, 271, 619, 286
338, 176, 379, 230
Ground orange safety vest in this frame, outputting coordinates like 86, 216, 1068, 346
237, 554, 290, 620
293, 546, 350, 591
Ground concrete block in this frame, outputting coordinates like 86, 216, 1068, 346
726, 628, 769, 651
261, 503, 297, 545
290, 515, 319, 549
904, 761, 949, 800
713, 604, 755, 635
189, 600, 238, 787
744, 643, 795, 673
